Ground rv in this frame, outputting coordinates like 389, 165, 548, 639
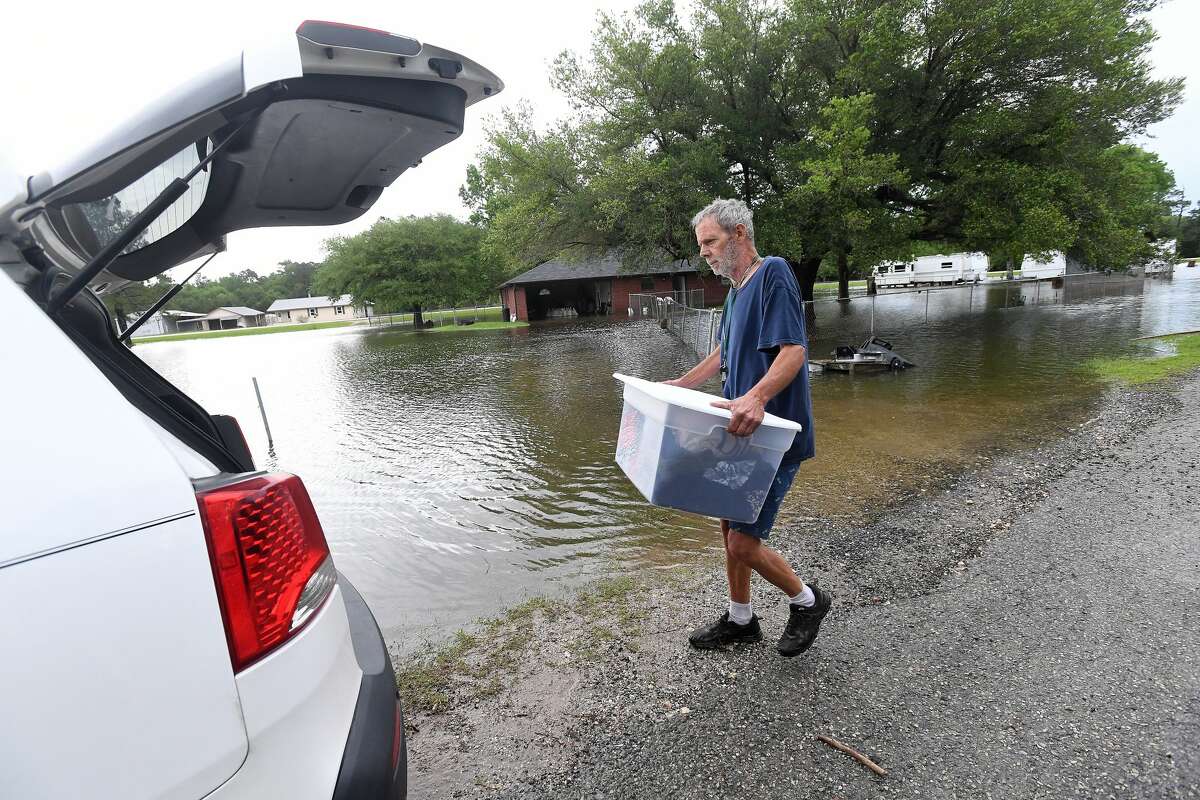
873, 261, 913, 288
873, 252, 989, 287
1020, 252, 1067, 279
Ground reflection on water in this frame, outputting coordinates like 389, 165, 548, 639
136, 273, 1200, 648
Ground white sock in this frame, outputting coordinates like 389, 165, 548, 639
790, 585, 815, 608
728, 599, 753, 625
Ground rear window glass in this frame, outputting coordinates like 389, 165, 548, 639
62, 142, 210, 257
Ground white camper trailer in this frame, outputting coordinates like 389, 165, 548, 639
872, 261, 913, 288
1020, 252, 1067, 279
872, 252, 989, 287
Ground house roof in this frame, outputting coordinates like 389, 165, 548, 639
266, 294, 356, 312
207, 306, 264, 318
499, 252, 699, 287
161, 310, 205, 318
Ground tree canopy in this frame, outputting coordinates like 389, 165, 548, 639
102, 260, 320, 320
314, 215, 502, 321
464, 0, 1183, 296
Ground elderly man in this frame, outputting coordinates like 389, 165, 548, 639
665, 198, 829, 657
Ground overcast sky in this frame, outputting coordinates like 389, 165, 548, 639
1, 0, 1195, 280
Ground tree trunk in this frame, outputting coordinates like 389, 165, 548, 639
114, 304, 132, 348
1006, 256, 1015, 280
787, 256, 820, 304
788, 256, 821, 334
413, 304, 424, 328
837, 249, 851, 301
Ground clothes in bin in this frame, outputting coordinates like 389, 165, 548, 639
613, 374, 801, 523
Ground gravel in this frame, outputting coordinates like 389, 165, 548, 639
405, 372, 1200, 799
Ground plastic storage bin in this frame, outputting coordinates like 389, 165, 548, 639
613, 373, 802, 523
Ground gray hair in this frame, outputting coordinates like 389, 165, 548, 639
691, 198, 755, 242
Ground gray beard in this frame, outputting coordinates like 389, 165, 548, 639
711, 242, 739, 278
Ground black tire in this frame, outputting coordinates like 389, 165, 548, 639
889, 357, 902, 371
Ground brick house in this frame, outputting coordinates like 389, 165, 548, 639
498, 252, 729, 322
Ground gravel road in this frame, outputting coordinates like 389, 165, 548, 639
407, 373, 1200, 799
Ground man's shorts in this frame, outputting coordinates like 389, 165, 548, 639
727, 460, 802, 540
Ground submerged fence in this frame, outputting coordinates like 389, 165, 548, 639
366, 305, 503, 328
628, 292, 722, 359
634, 271, 1159, 359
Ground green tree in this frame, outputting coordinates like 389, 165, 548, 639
1178, 207, 1200, 259
464, 0, 1183, 298
315, 215, 497, 325
785, 93, 911, 298
102, 275, 176, 327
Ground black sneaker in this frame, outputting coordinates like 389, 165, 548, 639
777, 584, 832, 657
688, 611, 763, 650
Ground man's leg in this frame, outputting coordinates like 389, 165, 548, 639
722, 520, 754, 604
687, 520, 764, 649
727, 461, 832, 656
725, 531, 803, 597
726, 530, 832, 656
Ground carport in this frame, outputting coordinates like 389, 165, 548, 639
499, 252, 727, 322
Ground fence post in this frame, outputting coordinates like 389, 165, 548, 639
925, 289, 930, 323
252, 377, 274, 450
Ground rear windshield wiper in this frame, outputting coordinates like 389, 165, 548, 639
117, 244, 223, 342
45, 112, 260, 317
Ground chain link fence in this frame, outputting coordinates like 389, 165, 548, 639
629, 292, 722, 360
638, 271, 1155, 360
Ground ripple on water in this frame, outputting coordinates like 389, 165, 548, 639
135, 273, 1200, 645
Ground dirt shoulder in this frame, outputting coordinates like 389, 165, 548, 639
399, 371, 1200, 799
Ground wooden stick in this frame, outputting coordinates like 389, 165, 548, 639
817, 734, 888, 777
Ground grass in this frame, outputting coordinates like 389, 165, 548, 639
813, 279, 867, 290
394, 575, 647, 715
413, 320, 528, 334
1088, 332, 1200, 384
369, 306, 505, 325
132, 320, 355, 343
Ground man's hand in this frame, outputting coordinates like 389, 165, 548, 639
711, 393, 765, 437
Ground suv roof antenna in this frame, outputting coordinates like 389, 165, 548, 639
118, 242, 224, 342
46, 110, 263, 317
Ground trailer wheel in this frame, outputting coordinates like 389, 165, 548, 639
889, 357, 902, 371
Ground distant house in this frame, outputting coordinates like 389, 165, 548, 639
498, 252, 728, 322
266, 294, 375, 323
178, 306, 266, 332
129, 309, 206, 337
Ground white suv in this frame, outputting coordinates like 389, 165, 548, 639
0, 21, 500, 799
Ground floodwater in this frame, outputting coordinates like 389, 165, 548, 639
136, 270, 1200, 648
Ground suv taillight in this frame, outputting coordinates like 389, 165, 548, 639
198, 473, 337, 672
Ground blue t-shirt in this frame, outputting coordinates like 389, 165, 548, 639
718, 256, 815, 463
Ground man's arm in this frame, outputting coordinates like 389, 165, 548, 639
664, 346, 721, 389
710, 343, 807, 436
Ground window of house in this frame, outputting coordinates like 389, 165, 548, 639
640, 276, 655, 291
308, 307, 318, 316
334, 305, 346, 315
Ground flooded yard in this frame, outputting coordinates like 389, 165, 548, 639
135, 271, 1200, 648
